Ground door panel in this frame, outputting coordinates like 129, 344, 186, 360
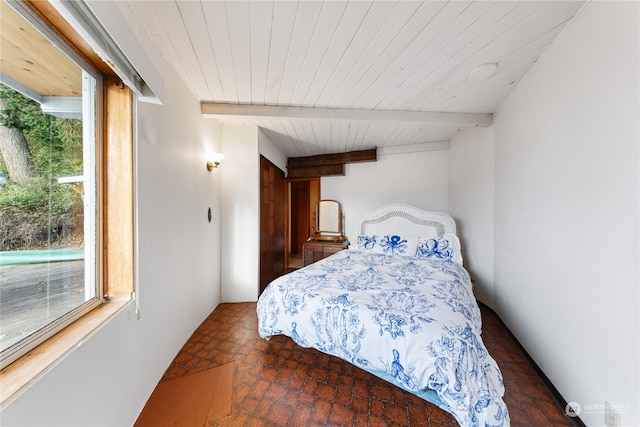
290, 181, 309, 253
259, 156, 285, 294
308, 179, 320, 238
288, 178, 320, 254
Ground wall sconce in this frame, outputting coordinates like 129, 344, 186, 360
206, 152, 224, 171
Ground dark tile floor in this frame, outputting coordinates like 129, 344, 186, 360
154, 300, 580, 426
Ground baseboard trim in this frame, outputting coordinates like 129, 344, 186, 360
478, 301, 586, 427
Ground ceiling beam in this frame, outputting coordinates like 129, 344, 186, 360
287, 164, 345, 179
201, 102, 493, 126
288, 149, 377, 169
287, 148, 376, 179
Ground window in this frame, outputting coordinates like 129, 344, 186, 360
0, 0, 134, 372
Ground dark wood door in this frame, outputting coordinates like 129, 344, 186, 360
288, 178, 320, 256
290, 180, 310, 253
259, 156, 286, 294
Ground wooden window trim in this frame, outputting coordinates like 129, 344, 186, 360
104, 78, 134, 299
0, 300, 130, 407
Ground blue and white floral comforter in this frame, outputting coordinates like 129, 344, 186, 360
257, 249, 509, 427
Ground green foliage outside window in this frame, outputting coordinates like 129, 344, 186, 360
0, 84, 84, 250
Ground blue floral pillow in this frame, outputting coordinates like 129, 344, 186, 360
356, 235, 379, 251
415, 234, 463, 265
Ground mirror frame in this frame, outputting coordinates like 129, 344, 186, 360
313, 200, 345, 241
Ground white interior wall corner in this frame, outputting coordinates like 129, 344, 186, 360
493, 2, 639, 425
220, 125, 260, 302
448, 126, 495, 307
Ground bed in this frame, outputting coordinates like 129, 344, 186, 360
257, 203, 509, 427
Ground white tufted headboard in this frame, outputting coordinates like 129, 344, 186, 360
355, 203, 457, 239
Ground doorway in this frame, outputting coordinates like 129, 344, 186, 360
259, 156, 286, 294
288, 178, 319, 269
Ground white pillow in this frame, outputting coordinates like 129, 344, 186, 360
415, 234, 463, 265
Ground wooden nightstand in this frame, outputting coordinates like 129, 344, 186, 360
302, 240, 347, 266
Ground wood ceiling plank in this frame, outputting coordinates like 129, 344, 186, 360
325, 121, 341, 154
242, 116, 479, 157
127, 2, 190, 94
325, 0, 425, 108
225, 1, 252, 103
277, 1, 324, 106
125, 1, 163, 36
264, 1, 298, 103
296, 120, 316, 152
175, 1, 223, 101
344, 1, 472, 110
387, 123, 412, 147
394, 1, 522, 110
350, 122, 370, 152
312, 0, 398, 107
350, 121, 371, 153
249, 1, 273, 104
386, 121, 414, 147
375, 1, 500, 111
309, 120, 326, 153
152, 1, 211, 100
396, 1, 548, 111
280, 119, 307, 157
338, 121, 355, 154
277, 123, 302, 157
288, 1, 349, 106
416, 2, 582, 112
309, 120, 326, 152
303, 1, 373, 107
405, 124, 448, 148
426, 31, 561, 112
350, 121, 375, 150
1, 2, 81, 97
201, 1, 238, 103
499, 1, 583, 47
343, 122, 357, 153
345, 1, 447, 108
327, 121, 340, 154
368, 121, 402, 148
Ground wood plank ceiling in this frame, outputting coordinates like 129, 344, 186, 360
120, 0, 585, 157
0, 1, 82, 99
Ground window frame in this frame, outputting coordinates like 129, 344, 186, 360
0, 0, 134, 400
0, 0, 104, 369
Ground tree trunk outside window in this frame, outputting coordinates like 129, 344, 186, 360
0, 99, 33, 183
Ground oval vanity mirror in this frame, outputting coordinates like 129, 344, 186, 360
314, 200, 345, 241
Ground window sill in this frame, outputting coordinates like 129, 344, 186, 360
0, 299, 131, 408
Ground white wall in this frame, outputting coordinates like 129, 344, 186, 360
322, 143, 450, 241
449, 126, 495, 306
1, 4, 224, 426
219, 126, 287, 303
220, 126, 260, 303
493, 2, 639, 426
258, 128, 287, 173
